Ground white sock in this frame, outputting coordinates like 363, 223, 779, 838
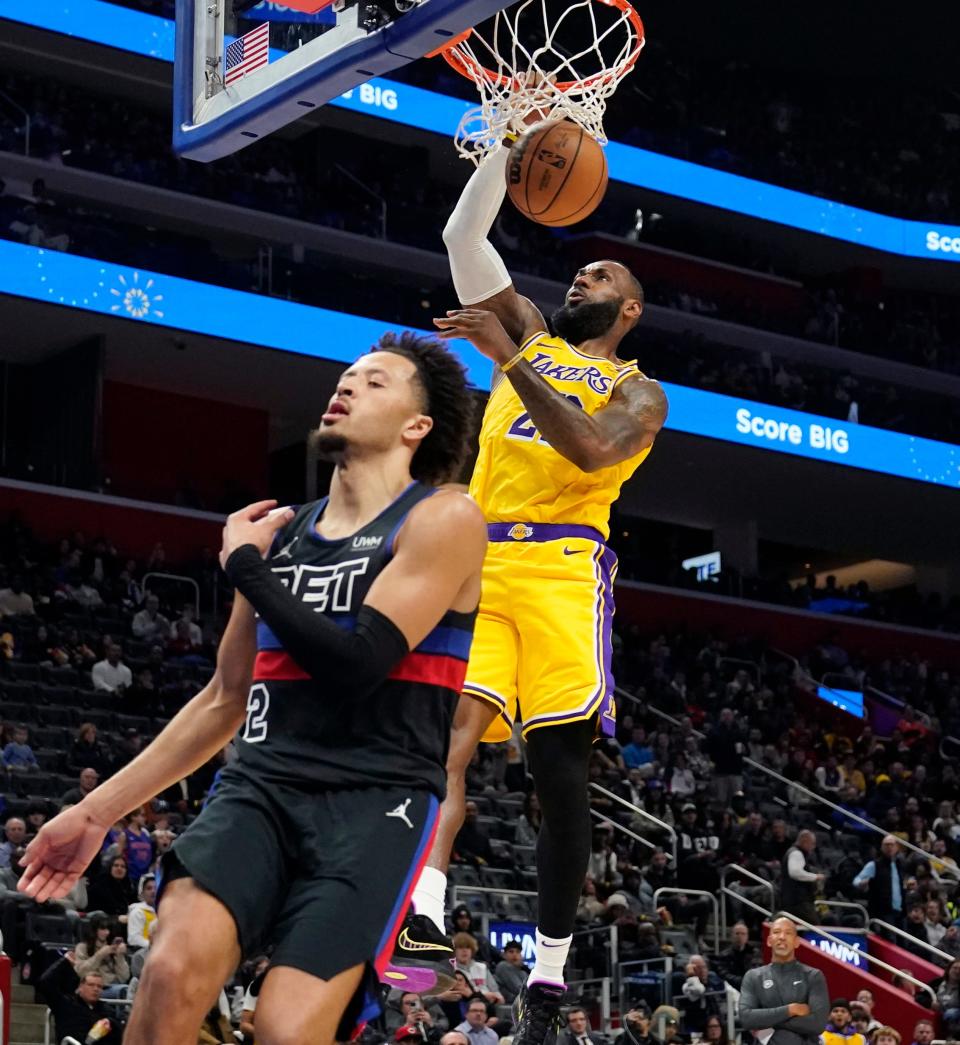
411, 867, 447, 934
529, 930, 571, 986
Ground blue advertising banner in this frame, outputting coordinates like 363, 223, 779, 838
2, 240, 958, 490
801, 930, 869, 970
0, 240, 491, 390
239, 2, 335, 23
4, 0, 960, 262
659, 384, 960, 488
816, 685, 866, 719
488, 920, 537, 962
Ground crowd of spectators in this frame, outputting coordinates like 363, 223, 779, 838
455, 631, 960, 1036
2, 509, 960, 1040
390, 23, 960, 226
2, 8, 959, 1043
2, 171, 958, 450
610, 547, 960, 636
80, 0, 960, 226
1, 67, 959, 382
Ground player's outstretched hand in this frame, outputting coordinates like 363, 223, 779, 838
18, 803, 111, 902
433, 309, 518, 367
219, 500, 296, 569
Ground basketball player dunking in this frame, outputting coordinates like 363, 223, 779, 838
393, 145, 668, 1045
18, 334, 487, 1044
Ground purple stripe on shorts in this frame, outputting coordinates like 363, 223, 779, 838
487, 523, 605, 543
596, 545, 619, 736
520, 543, 620, 736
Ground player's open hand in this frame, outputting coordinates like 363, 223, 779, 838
510, 72, 559, 132
433, 309, 518, 366
18, 803, 112, 903
219, 500, 295, 568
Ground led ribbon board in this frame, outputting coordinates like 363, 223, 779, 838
2, 0, 959, 257
3, 240, 958, 489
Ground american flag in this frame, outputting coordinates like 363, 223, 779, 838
224, 22, 270, 86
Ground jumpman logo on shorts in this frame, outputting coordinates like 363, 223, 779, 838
386, 798, 414, 829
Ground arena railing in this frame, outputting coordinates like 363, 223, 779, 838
652, 887, 720, 951
718, 864, 776, 938
742, 760, 959, 879
566, 976, 614, 1034
449, 884, 538, 910
570, 923, 620, 980
855, 678, 938, 733
617, 956, 674, 1017
668, 988, 737, 1045
588, 782, 679, 868
616, 686, 960, 881
142, 571, 201, 620
713, 893, 939, 1008
768, 910, 938, 1008
817, 899, 869, 928
869, 918, 955, 965
590, 806, 665, 862
717, 657, 762, 689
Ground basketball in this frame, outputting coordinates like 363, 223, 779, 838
505, 119, 609, 227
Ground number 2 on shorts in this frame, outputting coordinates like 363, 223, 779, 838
242, 683, 270, 743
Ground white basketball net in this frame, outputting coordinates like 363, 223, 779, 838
437, 0, 644, 164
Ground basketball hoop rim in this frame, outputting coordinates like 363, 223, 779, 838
427, 0, 644, 94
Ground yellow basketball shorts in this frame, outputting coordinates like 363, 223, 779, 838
463, 522, 618, 744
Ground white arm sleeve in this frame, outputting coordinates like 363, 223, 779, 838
442, 147, 514, 305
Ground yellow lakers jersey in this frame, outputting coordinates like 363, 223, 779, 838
469, 332, 654, 540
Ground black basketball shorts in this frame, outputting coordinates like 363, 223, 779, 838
158, 767, 439, 1022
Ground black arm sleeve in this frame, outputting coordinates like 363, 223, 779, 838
224, 544, 409, 693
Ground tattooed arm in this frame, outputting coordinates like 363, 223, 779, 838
434, 307, 668, 472
504, 362, 668, 472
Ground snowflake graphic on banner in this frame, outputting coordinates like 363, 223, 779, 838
906, 437, 959, 486
110, 271, 164, 319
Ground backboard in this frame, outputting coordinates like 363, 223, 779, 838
173, 0, 514, 161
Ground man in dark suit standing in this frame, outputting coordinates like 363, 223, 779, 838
740, 918, 828, 1045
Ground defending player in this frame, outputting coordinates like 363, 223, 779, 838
394, 144, 668, 1045
18, 333, 487, 1045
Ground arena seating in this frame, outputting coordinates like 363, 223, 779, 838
2, 505, 958, 1043
2, 66, 959, 382
1, 7, 959, 1039
83, 1, 960, 225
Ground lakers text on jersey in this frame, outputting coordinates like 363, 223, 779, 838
469, 331, 651, 540
464, 332, 655, 743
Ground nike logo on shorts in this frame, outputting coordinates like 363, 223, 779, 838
563, 547, 585, 555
